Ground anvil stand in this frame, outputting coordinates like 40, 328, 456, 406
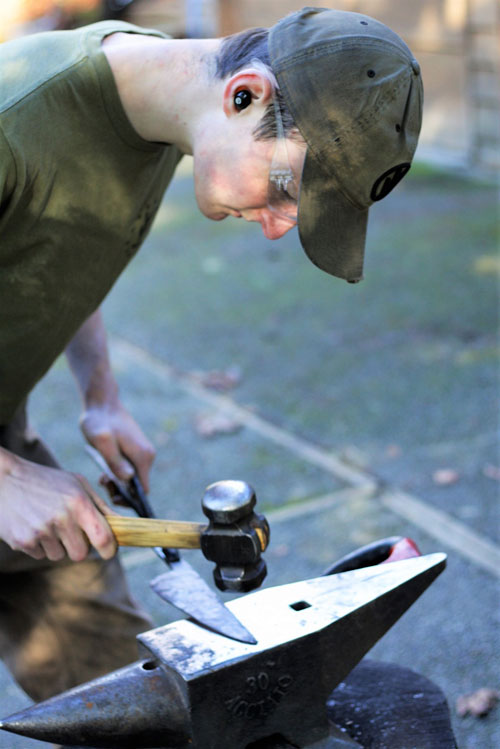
249, 659, 457, 748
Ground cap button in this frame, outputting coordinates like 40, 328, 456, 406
411, 58, 421, 75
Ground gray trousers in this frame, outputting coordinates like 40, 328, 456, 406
0, 403, 152, 702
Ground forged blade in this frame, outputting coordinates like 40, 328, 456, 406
150, 559, 257, 645
144, 553, 447, 669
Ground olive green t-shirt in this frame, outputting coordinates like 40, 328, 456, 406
0, 21, 183, 423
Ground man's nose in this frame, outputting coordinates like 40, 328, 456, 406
259, 211, 296, 240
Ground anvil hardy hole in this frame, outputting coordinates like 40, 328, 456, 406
142, 660, 159, 671
290, 600, 311, 611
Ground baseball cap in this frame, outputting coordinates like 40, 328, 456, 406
269, 7, 423, 282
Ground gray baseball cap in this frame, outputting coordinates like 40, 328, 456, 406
269, 7, 423, 282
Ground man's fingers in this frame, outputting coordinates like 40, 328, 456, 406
72, 476, 117, 559
57, 520, 90, 562
119, 439, 156, 494
133, 462, 150, 494
39, 536, 66, 562
22, 542, 46, 561
106, 453, 135, 483
79, 510, 117, 560
88, 430, 135, 483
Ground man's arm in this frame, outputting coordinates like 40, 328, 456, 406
65, 308, 156, 491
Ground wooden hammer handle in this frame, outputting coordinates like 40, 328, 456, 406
107, 516, 207, 549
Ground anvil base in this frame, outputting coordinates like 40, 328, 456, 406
26, 661, 459, 749
326, 659, 457, 749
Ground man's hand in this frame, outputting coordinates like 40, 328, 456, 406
0, 448, 116, 562
80, 401, 156, 492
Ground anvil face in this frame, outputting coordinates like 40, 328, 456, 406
141, 554, 446, 671
1, 554, 446, 749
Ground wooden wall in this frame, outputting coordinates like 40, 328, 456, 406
209, 0, 500, 174
2, 1, 498, 173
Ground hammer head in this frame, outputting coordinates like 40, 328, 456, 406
200, 480, 270, 592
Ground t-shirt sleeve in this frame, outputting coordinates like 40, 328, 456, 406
0, 126, 16, 221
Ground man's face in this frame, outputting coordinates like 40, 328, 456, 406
193, 131, 306, 240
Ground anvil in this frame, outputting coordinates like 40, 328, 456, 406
0, 553, 446, 748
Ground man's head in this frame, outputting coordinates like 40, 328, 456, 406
191, 31, 305, 242
198, 7, 423, 282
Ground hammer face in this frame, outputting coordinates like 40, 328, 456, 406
214, 558, 267, 592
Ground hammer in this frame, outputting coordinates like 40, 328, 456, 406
107, 479, 270, 592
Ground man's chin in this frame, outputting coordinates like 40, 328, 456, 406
198, 203, 227, 221
210, 212, 228, 221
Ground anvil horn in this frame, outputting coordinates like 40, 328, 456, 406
1, 554, 446, 749
0, 659, 191, 748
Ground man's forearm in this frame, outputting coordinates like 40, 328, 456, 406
65, 308, 155, 489
65, 308, 118, 407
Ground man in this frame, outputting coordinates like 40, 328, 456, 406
0, 7, 423, 704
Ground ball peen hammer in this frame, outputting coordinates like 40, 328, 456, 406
107, 479, 270, 592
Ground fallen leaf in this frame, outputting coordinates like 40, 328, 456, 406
194, 412, 243, 438
341, 445, 370, 469
270, 543, 290, 558
432, 468, 460, 486
456, 688, 500, 718
191, 366, 242, 392
154, 432, 170, 447
483, 464, 500, 481
385, 444, 402, 458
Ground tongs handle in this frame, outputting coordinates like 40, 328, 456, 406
85, 445, 180, 564
323, 536, 421, 576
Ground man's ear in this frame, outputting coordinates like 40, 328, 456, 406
222, 69, 274, 118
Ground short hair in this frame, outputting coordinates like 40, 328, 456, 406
215, 27, 299, 141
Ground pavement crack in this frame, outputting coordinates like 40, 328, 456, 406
109, 335, 500, 578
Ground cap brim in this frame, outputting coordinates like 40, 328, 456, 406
298, 150, 368, 282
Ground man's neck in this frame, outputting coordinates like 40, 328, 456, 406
102, 34, 222, 153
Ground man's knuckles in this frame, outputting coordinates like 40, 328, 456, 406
42, 541, 66, 562
10, 528, 48, 557
141, 442, 156, 465
62, 533, 90, 562
84, 516, 116, 558
88, 429, 115, 453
